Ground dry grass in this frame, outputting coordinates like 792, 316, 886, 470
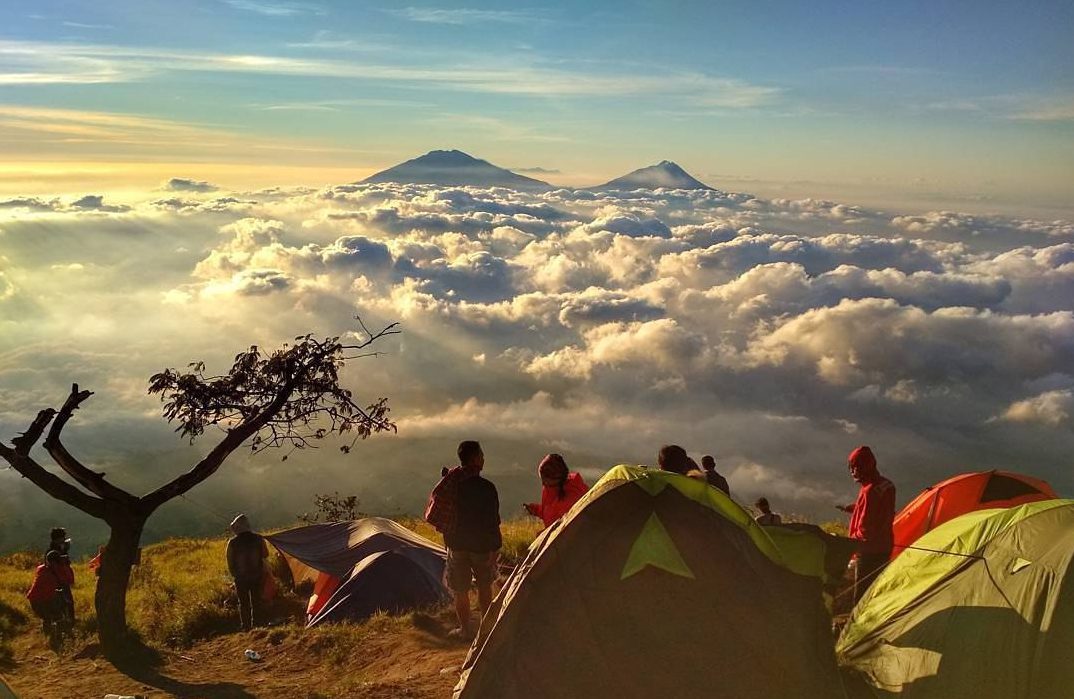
398, 516, 542, 565
0, 516, 543, 658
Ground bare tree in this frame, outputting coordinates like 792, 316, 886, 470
0, 322, 398, 653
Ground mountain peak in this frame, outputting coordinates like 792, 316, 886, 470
592, 160, 713, 191
361, 150, 551, 191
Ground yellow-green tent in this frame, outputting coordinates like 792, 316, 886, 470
454, 465, 847, 698
0, 675, 18, 699
838, 499, 1074, 698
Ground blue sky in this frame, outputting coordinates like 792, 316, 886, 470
1, 0, 1072, 213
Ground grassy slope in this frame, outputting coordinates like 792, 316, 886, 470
0, 517, 542, 665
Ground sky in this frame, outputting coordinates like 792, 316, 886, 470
2, 1, 1074, 552
1, 0, 1072, 214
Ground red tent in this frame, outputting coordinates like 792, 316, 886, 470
892, 470, 1057, 559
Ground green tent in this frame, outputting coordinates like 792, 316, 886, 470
454, 465, 847, 699
838, 499, 1074, 698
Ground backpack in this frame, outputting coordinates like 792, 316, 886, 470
424, 467, 461, 535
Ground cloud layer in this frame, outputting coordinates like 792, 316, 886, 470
2, 179, 1073, 550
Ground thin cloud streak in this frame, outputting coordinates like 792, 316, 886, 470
0, 40, 780, 106
385, 7, 548, 25
221, 0, 325, 16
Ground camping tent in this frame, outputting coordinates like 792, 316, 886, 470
838, 499, 1074, 698
454, 465, 847, 699
267, 517, 448, 626
891, 471, 1056, 558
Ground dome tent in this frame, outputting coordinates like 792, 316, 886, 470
838, 500, 1074, 698
454, 465, 846, 699
267, 517, 448, 626
891, 470, 1055, 559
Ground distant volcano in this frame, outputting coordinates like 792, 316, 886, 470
361, 150, 553, 191
592, 161, 714, 191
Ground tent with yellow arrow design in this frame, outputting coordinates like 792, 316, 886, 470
453, 465, 847, 699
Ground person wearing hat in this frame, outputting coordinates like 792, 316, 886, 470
45, 527, 76, 623
26, 549, 75, 647
838, 446, 896, 600
524, 454, 589, 529
226, 514, 268, 631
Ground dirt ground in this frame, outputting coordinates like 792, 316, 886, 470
3, 622, 469, 699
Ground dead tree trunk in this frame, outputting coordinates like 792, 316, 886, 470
96, 505, 148, 652
0, 326, 398, 656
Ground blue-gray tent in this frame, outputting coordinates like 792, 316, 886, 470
267, 517, 448, 627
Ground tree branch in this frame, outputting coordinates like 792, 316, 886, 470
0, 440, 106, 519
11, 408, 57, 455
43, 384, 136, 504
141, 385, 293, 512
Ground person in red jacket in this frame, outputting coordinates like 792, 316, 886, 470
524, 454, 589, 529
26, 550, 75, 646
838, 445, 896, 601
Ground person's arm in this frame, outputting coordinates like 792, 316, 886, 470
524, 502, 542, 518
225, 539, 238, 578
489, 483, 503, 552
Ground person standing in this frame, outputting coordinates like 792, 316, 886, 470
838, 446, 896, 601
46, 527, 76, 624
657, 445, 692, 475
700, 455, 730, 496
226, 514, 268, 631
428, 440, 502, 639
26, 550, 75, 647
754, 497, 782, 526
524, 454, 589, 529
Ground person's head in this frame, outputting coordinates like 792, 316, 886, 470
657, 445, 690, 475
848, 446, 878, 484
700, 455, 716, 472
755, 497, 771, 514
230, 513, 252, 535
458, 440, 484, 470
45, 550, 62, 569
49, 527, 70, 553
538, 453, 569, 487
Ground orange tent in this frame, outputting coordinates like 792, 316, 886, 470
892, 470, 1056, 558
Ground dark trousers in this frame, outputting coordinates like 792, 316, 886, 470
854, 552, 891, 603
235, 578, 260, 631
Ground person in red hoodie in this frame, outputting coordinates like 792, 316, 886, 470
524, 454, 589, 529
26, 550, 75, 646
838, 445, 896, 601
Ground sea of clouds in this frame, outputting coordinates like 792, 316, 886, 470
2, 180, 1073, 551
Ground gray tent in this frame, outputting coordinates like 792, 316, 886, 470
267, 517, 448, 626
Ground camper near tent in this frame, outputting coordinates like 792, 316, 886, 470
455, 465, 850, 699
266, 517, 449, 626
838, 499, 1074, 699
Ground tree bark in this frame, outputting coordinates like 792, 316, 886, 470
95, 504, 147, 654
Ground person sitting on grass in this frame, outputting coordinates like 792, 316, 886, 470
524, 453, 589, 529
754, 497, 782, 526
26, 550, 75, 648
427, 440, 502, 640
